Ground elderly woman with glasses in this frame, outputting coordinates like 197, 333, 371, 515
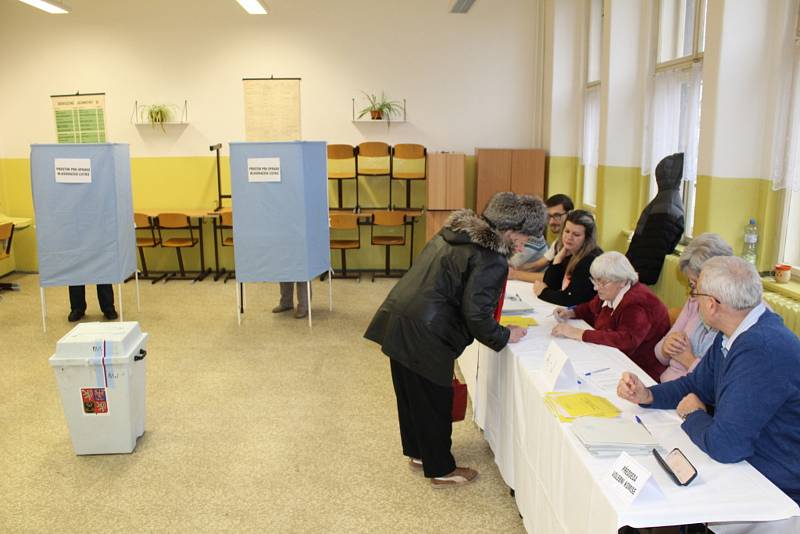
551, 251, 670, 381
653, 233, 733, 382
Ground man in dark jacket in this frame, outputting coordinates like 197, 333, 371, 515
364, 192, 546, 488
626, 153, 685, 284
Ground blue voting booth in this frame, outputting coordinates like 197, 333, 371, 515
229, 141, 330, 283
31, 144, 135, 328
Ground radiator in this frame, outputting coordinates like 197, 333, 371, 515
762, 292, 800, 336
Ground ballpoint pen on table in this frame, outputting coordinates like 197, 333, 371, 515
583, 367, 610, 376
634, 415, 652, 435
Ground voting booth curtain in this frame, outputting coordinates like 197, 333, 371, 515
229, 141, 331, 283
30, 144, 136, 287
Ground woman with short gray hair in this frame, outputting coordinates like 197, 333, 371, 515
655, 233, 733, 382
551, 251, 670, 381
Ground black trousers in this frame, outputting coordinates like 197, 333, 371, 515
390, 359, 456, 478
69, 284, 114, 313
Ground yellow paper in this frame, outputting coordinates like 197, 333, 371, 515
499, 316, 538, 327
544, 392, 620, 421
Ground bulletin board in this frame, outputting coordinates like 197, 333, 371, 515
243, 78, 301, 142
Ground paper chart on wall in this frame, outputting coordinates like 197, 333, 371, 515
243, 78, 301, 142
51, 93, 106, 143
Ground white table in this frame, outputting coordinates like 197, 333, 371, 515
458, 280, 800, 533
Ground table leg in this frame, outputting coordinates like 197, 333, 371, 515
409, 216, 416, 268
212, 217, 220, 279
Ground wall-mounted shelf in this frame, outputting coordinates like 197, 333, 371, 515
351, 97, 406, 123
131, 99, 189, 126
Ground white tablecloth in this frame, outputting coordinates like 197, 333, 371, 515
458, 280, 800, 533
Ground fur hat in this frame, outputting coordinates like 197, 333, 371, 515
482, 192, 547, 237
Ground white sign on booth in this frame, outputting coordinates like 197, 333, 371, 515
54, 158, 92, 183
247, 157, 281, 182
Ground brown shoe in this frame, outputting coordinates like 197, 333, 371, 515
294, 308, 308, 319
431, 467, 478, 488
272, 304, 293, 313
408, 458, 423, 471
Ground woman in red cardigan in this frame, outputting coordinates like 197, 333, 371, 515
551, 251, 669, 381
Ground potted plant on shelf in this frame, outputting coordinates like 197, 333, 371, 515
357, 91, 404, 124
144, 104, 171, 132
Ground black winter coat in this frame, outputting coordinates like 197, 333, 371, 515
626, 153, 685, 284
539, 248, 602, 307
364, 210, 512, 387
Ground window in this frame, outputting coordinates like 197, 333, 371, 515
581, 0, 602, 207
641, 0, 706, 237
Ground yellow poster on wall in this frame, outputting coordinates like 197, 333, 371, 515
51, 93, 106, 143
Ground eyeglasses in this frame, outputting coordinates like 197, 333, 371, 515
590, 278, 614, 289
690, 288, 720, 303
547, 212, 568, 221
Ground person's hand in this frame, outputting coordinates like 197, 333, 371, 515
553, 245, 568, 264
550, 323, 583, 340
508, 266, 520, 281
676, 393, 706, 419
662, 331, 689, 357
672, 345, 699, 370
554, 307, 574, 322
508, 325, 527, 343
533, 280, 546, 297
617, 372, 654, 405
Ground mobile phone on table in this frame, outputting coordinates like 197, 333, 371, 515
652, 448, 697, 486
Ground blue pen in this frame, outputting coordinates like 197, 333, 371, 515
634, 415, 652, 435
583, 367, 610, 376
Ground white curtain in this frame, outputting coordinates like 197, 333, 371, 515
582, 85, 600, 206
641, 62, 703, 199
771, 43, 800, 192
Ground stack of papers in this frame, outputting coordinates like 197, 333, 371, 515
570, 417, 658, 457
544, 392, 621, 422
503, 292, 534, 314
500, 316, 537, 327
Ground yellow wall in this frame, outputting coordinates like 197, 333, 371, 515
595, 165, 641, 253
545, 156, 579, 201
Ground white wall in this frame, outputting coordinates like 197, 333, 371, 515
0, 0, 539, 158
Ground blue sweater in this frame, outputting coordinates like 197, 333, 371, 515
648, 309, 800, 504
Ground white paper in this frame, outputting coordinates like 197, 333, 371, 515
608, 451, 653, 507
535, 340, 578, 391
54, 158, 91, 183
248, 157, 281, 182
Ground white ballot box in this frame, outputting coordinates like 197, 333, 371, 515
49, 322, 148, 455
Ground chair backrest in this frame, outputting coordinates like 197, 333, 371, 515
220, 210, 233, 227
372, 210, 406, 227
393, 144, 425, 160
328, 144, 357, 179
157, 213, 191, 229
328, 144, 356, 160
134, 213, 152, 228
358, 142, 390, 158
0, 222, 14, 255
330, 213, 359, 230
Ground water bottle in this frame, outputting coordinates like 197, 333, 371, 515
742, 218, 758, 266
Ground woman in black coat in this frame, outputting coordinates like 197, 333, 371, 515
364, 192, 546, 488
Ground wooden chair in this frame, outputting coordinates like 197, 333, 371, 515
330, 213, 362, 280
357, 142, 391, 209
370, 210, 408, 281
155, 212, 200, 283
215, 210, 235, 283
328, 144, 359, 210
0, 222, 18, 293
133, 213, 160, 280
390, 144, 426, 209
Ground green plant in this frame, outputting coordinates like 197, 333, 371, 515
357, 91, 404, 124
145, 105, 171, 132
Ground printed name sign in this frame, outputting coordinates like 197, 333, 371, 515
537, 340, 577, 392
248, 157, 281, 182
54, 158, 92, 183
608, 452, 652, 507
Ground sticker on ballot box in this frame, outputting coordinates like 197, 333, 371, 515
607, 452, 652, 507
81, 387, 109, 415
247, 157, 281, 182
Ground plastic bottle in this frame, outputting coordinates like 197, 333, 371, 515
742, 218, 758, 267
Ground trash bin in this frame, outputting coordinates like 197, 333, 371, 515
49, 321, 148, 455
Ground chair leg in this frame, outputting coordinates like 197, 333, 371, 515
405, 180, 411, 209
138, 247, 149, 277
355, 177, 360, 211
388, 177, 393, 209
337, 179, 343, 209
176, 248, 185, 277
385, 245, 391, 276
341, 249, 348, 277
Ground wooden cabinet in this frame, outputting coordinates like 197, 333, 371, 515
427, 153, 465, 210
425, 210, 457, 243
475, 148, 546, 213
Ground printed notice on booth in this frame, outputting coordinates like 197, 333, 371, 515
248, 158, 281, 182
55, 158, 92, 183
